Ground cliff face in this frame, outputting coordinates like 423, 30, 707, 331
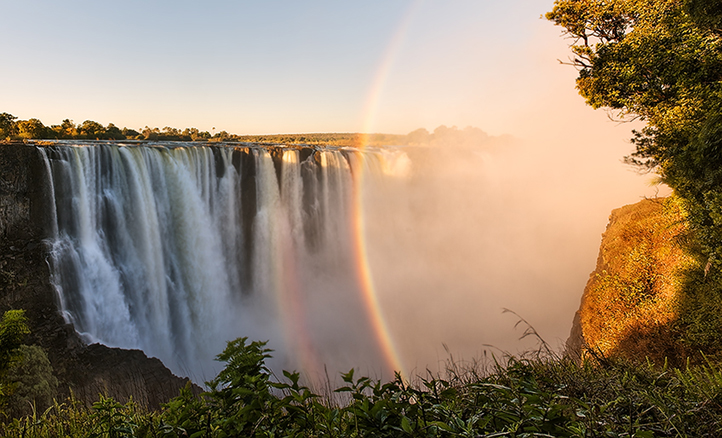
0, 143, 196, 409
567, 197, 694, 364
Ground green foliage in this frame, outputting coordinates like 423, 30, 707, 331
182, 127, 211, 141
5, 345, 58, 419
78, 120, 107, 140
672, 263, 722, 353
15, 119, 49, 140
0, 395, 162, 438
160, 382, 213, 437
105, 123, 125, 140
90, 396, 141, 438
52, 119, 79, 139
10, 337, 722, 436
0, 310, 30, 415
0, 113, 17, 140
547, 0, 722, 118
685, 0, 722, 33
161, 338, 591, 437
546, 0, 722, 203
205, 337, 280, 436
0, 310, 30, 376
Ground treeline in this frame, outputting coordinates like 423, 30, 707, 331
235, 132, 406, 147
0, 113, 217, 142
0, 112, 498, 148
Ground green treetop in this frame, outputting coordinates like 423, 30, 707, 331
547, 0, 722, 264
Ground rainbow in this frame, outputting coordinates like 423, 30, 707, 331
350, 0, 423, 379
271, 2, 421, 380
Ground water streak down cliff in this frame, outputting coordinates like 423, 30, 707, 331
37, 142, 402, 383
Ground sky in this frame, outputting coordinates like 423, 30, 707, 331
5, 0, 614, 137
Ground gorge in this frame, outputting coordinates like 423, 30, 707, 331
0, 139, 664, 407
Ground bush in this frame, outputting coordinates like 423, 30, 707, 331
5, 345, 58, 418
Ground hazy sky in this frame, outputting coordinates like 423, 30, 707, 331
5, 0, 613, 137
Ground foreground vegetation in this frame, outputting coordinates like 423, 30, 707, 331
3, 334, 722, 437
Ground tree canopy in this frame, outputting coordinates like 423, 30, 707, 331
547, 0, 722, 262
0, 112, 499, 149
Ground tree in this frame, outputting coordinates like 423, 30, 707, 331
161, 126, 181, 140
104, 123, 125, 140
546, 0, 722, 262
546, 0, 722, 161
0, 113, 17, 140
0, 310, 28, 372
4, 345, 57, 418
15, 119, 48, 139
121, 127, 141, 138
141, 126, 160, 140
405, 128, 430, 145
209, 130, 230, 142
0, 310, 29, 406
60, 119, 78, 138
78, 120, 106, 139
182, 127, 211, 141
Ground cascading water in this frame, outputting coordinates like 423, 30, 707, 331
40, 142, 394, 382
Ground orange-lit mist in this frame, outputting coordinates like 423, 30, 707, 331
357, 128, 666, 377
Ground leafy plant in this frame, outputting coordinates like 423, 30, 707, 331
9, 336, 722, 436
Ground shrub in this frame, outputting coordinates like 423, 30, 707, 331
5, 345, 58, 418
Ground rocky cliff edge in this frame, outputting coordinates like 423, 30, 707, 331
566, 197, 693, 364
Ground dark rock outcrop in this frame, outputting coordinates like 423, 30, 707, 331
0, 142, 196, 409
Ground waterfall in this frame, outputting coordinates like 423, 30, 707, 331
40, 142, 393, 381
38, 137, 616, 384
